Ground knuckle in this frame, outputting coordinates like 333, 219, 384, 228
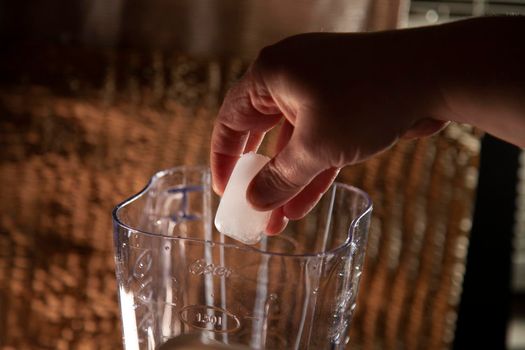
254, 38, 296, 79
255, 44, 280, 73
219, 89, 253, 128
265, 163, 304, 193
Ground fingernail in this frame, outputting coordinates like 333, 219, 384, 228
265, 210, 289, 235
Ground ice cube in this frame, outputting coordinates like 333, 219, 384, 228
214, 152, 271, 245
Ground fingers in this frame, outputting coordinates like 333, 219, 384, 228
244, 131, 265, 154
283, 167, 340, 220
260, 120, 295, 236
247, 133, 325, 211
211, 124, 250, 195
275, 120, 294, 154
265, 207, 289, 235
211, 77, 282, 195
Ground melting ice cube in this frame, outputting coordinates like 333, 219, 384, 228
214, 152, 271, 244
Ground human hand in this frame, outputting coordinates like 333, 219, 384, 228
211, 32, 449, 234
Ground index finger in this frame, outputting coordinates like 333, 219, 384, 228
210, 71, 282, 195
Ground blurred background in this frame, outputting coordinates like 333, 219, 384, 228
409, 3, 525, 350
0, 0, 524, 349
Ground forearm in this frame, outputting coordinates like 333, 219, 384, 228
426, 16, 525, 147
316, 16, 525, 147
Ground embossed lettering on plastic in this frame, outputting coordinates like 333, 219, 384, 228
179, 305, 241, 333
189, 258, 233, 278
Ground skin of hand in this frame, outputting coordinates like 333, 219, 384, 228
210, 16, 525, 234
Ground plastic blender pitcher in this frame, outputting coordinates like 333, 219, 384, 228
113, 166, 372, 349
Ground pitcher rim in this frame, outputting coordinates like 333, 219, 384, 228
112, 166, 373, 258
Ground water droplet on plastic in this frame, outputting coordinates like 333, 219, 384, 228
137, 280, 153, 302
133, 250, 153, 280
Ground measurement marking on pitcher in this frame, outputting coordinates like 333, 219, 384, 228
188, 258, 233, 278
196, 312, 223, 326
179, 305, 241, 333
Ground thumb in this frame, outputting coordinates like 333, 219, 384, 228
247, 136, 323, 211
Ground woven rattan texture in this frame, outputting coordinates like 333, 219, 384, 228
0, 46, 480, 350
